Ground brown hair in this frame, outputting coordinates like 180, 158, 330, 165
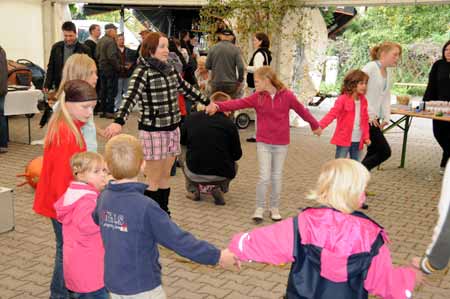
341, 69, 369, 95
254, 66, 286, 91
210, 91, 231, 102
254, 32, 270, 48
141, 32, 167, 58
105, 134, 144, 180
370, 41, 402, 61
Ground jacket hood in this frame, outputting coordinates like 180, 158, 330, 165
54, 181, 99, 225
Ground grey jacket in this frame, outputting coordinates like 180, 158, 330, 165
0, 46, 8, 96
206, 40, 244, 84
421, 163, 450, 274
96, 35, 121, 74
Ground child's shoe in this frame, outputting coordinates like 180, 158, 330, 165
252, 207, 264, 223
270, 208, 282, 221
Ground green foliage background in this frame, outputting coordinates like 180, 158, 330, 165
328, 5, 450, 95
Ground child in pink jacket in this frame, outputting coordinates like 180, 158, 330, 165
54, 152, 108, 298
206, 66, 321, 223
319, 70, 371, 161
228, 159, 421, 299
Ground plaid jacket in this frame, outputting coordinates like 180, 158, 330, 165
115, 57, 208, 131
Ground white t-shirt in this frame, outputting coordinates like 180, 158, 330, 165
351, 100, 361, 142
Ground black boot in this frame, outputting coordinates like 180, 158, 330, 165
144, 189, 162, 207
159, 188, 171, 216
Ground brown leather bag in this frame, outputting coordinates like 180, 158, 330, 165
7, 60, 32, 86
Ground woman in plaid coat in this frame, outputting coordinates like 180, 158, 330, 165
104, 32, 209, 215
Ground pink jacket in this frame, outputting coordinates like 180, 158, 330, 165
319, 93, 370, 149
54, 181, 104, 293
228, 208, 416, 299
216, 89, 320, 145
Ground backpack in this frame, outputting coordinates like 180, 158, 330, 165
7, 60, 32, 87
16, 59, 46, 89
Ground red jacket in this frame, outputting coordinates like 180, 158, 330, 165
216, 89, 319, 145
319, 93, 370, 150
33, 120, 86, 219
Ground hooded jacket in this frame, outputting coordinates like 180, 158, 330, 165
423, 41, 450, 102
54, 181, 104, 293
229, 207, 416, 299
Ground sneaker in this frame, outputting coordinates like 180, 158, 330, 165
211, 188, 225, 205
186, 191, 200, 201
0, 147, 7, 154
440, 167, 445, 175
270, 208, 282, 221
246, 137, 256, 143
252, 207, 264, 223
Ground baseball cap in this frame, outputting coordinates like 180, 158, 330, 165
104, 23, 118, 30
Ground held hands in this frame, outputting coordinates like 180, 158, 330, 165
103, 123, 122, 139
219, 248, 241, 271
312, 127, 322, 136
205, 103, 219, 116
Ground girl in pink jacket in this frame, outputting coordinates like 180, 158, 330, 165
206, 66, 321, 223
319, 70, 371, 161
228, 159, 421, 299
54, 152, 108, 298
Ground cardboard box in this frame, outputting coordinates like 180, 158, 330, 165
0, 187, 14, 233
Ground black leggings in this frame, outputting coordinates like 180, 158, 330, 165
433, 119, 450, 168
362, 124, 391, 171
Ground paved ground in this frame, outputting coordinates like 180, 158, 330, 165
0, 105, 449, 299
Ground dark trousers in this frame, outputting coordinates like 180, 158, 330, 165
362, 124, 391, 171
0, 95, 9, 147
210, 82, 241, 99
99, 71, 118, 114
433, 119, 450, 168
50, 219, 68, 299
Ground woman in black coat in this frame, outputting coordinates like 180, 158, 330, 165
423, 40, 450, 173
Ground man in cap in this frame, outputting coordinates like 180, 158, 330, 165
96, 23, 122, 118
205, 28, 244, 99
43, 21, 91, 92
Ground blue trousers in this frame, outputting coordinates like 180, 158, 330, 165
335, 142, 361, 161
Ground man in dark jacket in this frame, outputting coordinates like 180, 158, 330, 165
0, 46, 8, 153
96, 23, 121, 118
43, 21, 91, 92
84, 24, 101, 61
180, 92, 242, 205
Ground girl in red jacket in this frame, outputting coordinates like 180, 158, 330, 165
33, 80, 97, 299
319, 70, 371, 161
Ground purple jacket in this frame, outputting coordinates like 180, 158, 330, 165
229, 208, 416, 299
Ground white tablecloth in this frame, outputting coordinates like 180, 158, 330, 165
4, 89, 42, 116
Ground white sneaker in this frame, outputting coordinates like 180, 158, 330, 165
252, 207, 264, 223
270, 208, 282, 221
440, 167, 445, 175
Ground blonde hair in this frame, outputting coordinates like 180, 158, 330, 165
307, 159, 370, 214
46, 54, 97, 148
370, 41, 402, 61
254, 66, 286, 91
197, 56, 207, 66
71, 152, 104, 178
105, 134, 144, 180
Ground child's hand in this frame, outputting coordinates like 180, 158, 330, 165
104, 123, 122, 139
312, 127, 322, 136
219, 248, 241, 270
364, 139, 371, 146
205, 103, 218, 116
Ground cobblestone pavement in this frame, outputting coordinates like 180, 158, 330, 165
0, 106, 449, 299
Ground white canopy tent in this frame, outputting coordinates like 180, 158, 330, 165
1, 0, 449, 68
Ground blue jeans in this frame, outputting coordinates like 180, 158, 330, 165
115, 77, 130, 112
0, 95, 8, 148
50, 219, 68, 299
336, 142, 360, 161
256, 142, 288, 209
69, 287, 109, 299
